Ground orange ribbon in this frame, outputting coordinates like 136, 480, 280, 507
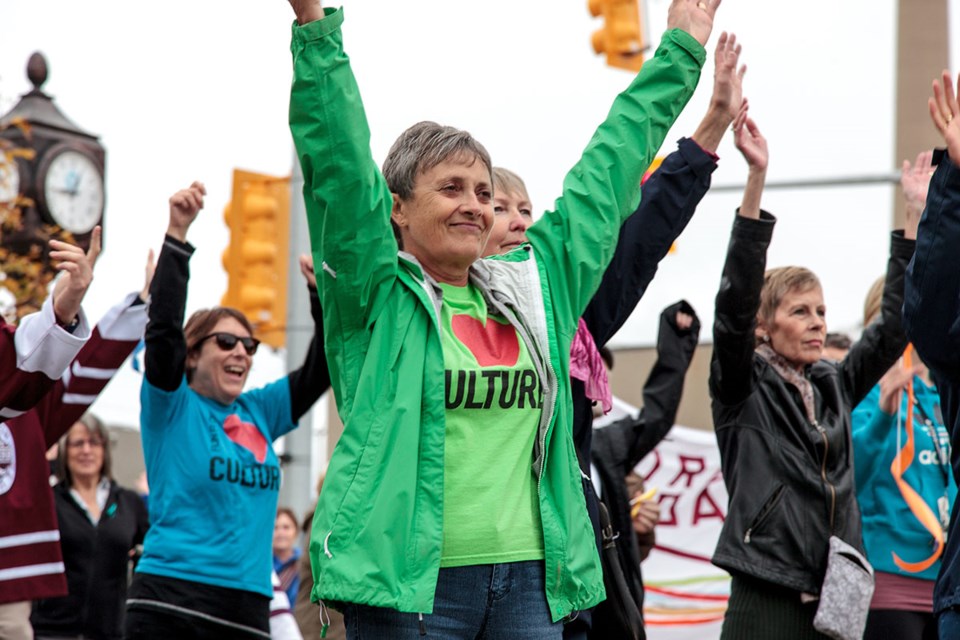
891, 344, 945, 573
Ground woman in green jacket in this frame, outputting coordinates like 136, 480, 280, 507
286, 0, 717, 636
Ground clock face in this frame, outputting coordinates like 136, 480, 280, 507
41, 148, 104, 234
0, 155, 19, 205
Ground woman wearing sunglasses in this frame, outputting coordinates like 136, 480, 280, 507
124, 182, 330, 639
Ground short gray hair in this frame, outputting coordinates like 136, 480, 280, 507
382, 121, 493, 200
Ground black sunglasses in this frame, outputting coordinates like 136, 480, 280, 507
198, 332, 260, 356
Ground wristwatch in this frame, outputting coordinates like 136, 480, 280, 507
58, 314, 81, 334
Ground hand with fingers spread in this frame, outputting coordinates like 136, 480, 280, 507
692, 31, 746, 153
50, 226, 102, 327
901, 150, 934, 240
711, 32, 746, 122
666, 0, 721, 47
166, 181, 206, 243
929, 71, 960, 161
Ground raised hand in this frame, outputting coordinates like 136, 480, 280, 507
166, 181, 206, 243
666, 0, 721, 48
733, 103, 768, 173
901, 150, 934, 240
299, 253, 317, 288
929, 71, 960, 161
692, 32, 745, 152
676, 310, 694, 331
734, 102, 767, 220
50, 226, 102, 327
288, 0, 325, 25
711, 33, 745, 123
140, 249, 156, 302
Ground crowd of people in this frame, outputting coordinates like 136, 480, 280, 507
3, 0, 960, 638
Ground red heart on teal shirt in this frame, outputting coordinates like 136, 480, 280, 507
451, 314, 520, 367
222, 414, 268, 463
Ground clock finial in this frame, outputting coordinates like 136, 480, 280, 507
26, 52, 48, 92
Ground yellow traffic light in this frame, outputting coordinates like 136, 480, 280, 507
641, 156, 664, 185
589, 0, 645, 72
221, 169, 290, 350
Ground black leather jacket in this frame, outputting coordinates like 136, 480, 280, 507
709, 212, 914, 594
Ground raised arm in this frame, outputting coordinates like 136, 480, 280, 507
633, 302, 701, 458
35, 288, 149, 447
905, 71, 960, 382
287, 254, 331, 422
144, 182, 205, 392
901, 150, 934, 238
733, 103, 767, 219
839, 166, 919, 404
593, 302, 701, 473
288, 2, 398, 336
710, 106, 772, 406
582, 33, 742, 346
49, 226, 101, 328
0, 233, 99, 417
525, 0, 716, 330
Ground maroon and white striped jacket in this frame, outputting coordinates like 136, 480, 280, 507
0, 295, 91, 420
0, 292, 145, 603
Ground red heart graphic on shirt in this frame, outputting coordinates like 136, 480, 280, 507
222, 414, 268, 464
451, 314, 520, 367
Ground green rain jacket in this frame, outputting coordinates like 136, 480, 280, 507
288, 8, 704, 622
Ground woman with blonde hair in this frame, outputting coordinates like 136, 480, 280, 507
710, 105, 917, 639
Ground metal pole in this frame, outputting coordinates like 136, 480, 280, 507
707, 172, 901, 193
277, 153, 316, 520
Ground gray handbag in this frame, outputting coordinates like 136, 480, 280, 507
813, 536, 875, 640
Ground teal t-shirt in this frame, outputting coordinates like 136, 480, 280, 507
137, 376, 295, 596
438, 282, 545, 567
853, 377, 956, 580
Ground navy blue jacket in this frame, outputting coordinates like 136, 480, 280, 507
563, 137, 715, 638
573, 136, 717, 476
904, 150, 960, 614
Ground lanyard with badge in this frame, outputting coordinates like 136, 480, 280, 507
892, 345, 947, 572
914, 398, 951, 542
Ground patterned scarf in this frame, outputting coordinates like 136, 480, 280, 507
755, 343, 816, 423
569, 318, 612, 415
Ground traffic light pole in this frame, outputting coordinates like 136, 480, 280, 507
278, 156, 319, 520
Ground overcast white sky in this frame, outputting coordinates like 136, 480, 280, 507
2, 0, 957, 427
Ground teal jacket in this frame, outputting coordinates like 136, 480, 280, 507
853, 377, 956, 580
288, 8, 704, 621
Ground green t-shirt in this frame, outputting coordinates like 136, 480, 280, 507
438, 282, 545, 567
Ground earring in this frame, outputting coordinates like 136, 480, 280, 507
762, 335, 770, 343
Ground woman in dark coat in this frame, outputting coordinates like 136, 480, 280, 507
32, 414, 149, 640
711, 106, 917, 639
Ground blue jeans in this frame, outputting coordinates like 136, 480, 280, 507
939, 606, 960, 638
344, 561, 561, 639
